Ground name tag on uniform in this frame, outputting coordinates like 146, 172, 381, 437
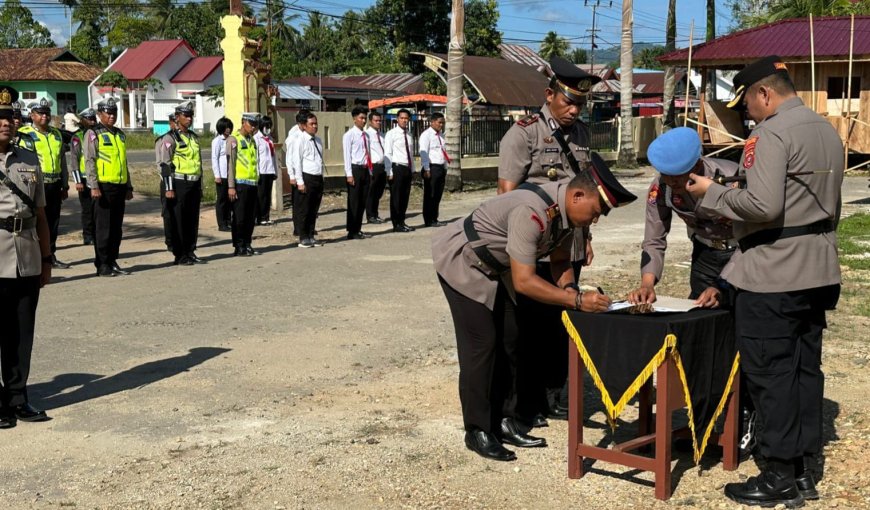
574, 147, 589, 152
16, 167, 37, 173
544, 148, 560, 154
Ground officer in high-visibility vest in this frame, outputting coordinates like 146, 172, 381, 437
157, 114, 177, 253
66, 107, 97, 245
84, 98, 134, 277
18, 98, 71, 269
156, 101, 204, 266
226, 112, 260, 256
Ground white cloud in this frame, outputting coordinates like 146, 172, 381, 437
42, 21, 69, 46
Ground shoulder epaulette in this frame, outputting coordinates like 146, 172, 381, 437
516, 114, 540, 128
16, 137, 35, 152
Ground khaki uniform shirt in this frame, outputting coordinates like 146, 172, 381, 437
699, 97, 843, 292
642, 157, 738, 281
0, 147, 46, 278
432, 182, 574, 310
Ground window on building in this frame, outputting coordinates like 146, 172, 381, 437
826, 77, 861, 99
56, 92, 77, 114
21, 91, 36, 100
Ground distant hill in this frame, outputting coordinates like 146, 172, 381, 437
585, 42, 661, 66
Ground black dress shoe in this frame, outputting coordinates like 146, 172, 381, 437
500, 418, 547, 448
83, 237, 94, 246
393, 225, 413, 233
464, 429, 516, 462
233, 247, 245, 256
179, 256, 195, 266
0, 409, 15, 429
51, 256, 72, 269
548, 404, 569, 421
187, 253, 206, 264
531, 414, 549, 428
111, 262, 130, 275
432, 220, 448, 227
12, 403, 49, 422
244, 246, 261, 256
347, 232, 365, 240
724, 471, 805, 508
367, 217, 384, 224
97, 264, 115, 277
795, 472, 819, 501
401, 223, 415, 231
218, 225, 232, 232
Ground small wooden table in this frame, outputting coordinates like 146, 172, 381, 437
563, 309, 741, 500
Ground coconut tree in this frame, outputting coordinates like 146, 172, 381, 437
662, 0, 677, 129
617, 0, 636, 167
539, 31, 569, 60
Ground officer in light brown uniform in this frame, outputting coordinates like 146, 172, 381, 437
497, 57, 601, 426
686, 56, 844, 508
0, 86, 52, 427
433, 157, 636, 462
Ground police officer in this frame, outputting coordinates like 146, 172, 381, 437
686, 56, 844, 508
497, 57, 601, 427
18, 98, 71, 269
157, 102, 204, 266
67, 107, 97, 245
432, 161, 636, 461
157, 114, 178, 252
85, 98, 134, 277
226, 113, 260, 256
0, 86, 52, 427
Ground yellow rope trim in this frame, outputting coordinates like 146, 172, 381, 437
697, 352, 741, 463
670, 347, 700, 462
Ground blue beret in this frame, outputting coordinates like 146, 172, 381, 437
647, 127, 702, 176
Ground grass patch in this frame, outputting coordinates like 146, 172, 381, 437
838, 213, 870, 271
124, 131, 159, 150
128, 167, 217, 205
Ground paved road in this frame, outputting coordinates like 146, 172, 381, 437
127, 148, 213, 169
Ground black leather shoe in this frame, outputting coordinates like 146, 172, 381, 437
402, 223, 415, 231
180, 256, 195, 266
347, 232, 365, 240
367, 217, 384, 224
0, 409, 15, 429
500, 418, 547, 448
724, 472, 805, 508
187, 253, 206, 264
531, 414, 549, 428
244, 246, 261, 256
795, 472, 819, 501
111, 262, 130, 275
97, 264, 115, 277
739, 409, 757, 462
51, 256, 71, 269
12, 403, 49, 422
82, 237, 94, 246
548, 404, 569, 421
218, 225, 232, 232
393, 225, 413, 233
432, 220, 448, 227
233, 246, 245, 256
464, 429, 516, 461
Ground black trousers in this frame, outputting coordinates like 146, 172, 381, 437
78, 181, 94, 241
293, 173, 324, 239
439, 275, 519, 434
0, 276, 40, 408
93, 183, 127, 269
160, 181, 173, 249
366, 163, 387, 221
231, 183, 257, 248
423, 163, 446, 225
735, 285, 839, 460
390, 165, 412, 227
166, 179, 202, 258
44, 181, 63, 254
346, 164, 371, 235
689, 240, 735, 299
214, 179, 232, 229
257, 174, 276, 222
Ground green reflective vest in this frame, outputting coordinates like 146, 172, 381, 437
17, 125, 63, 176
94, 126, 128, 184
74, 131, 86, 175
234, 131, 257, 181
172, 130, 202, 175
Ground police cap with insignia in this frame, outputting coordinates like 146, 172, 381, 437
0, 86, 18, 120
586, 152, 637, 215
727, 55, 791, 110
647, 127, 703, 176
175, 101, 194, 117
28, 97, 53, 114
548, 57, 601, 103
97, 98, 118, 113
242, 112, 261, 127
78, 107, 96, 120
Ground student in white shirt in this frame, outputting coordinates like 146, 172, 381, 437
418, 112, 449, 227
285, 109, 310, 236
365, 111, 387, 224
292, 111, 325, 248
254, 116, 278, 225
383, 108, 416, 232
342, 105, 372, 240
211, 117, 233, 231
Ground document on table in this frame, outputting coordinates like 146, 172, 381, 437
605, 296, 700, 314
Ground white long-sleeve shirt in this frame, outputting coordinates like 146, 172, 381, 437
383, 126, 416, 177
211, 134, 228, 178
285, 124, 302, 179
419, 127, 447, 170
294, 133, 324, 185
365, 126, 385, 165
254, 131, 277, 175
342, 125, 370, 177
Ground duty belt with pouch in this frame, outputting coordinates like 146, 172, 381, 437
2, 215, 37, 233
692, 234, 737, 251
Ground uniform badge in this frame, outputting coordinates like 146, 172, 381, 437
89, 131, 97, 141
165, 141, 172, 149
530, 213, 545, 232
647, 184, 659, 205
547, 168, 558, 180
544, 136, 554, 143
743, 136, 758, 170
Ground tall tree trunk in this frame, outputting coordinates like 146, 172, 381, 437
617, 0, 636, 167
706, 0, 716, 100
445, 0, 464, 191
662, 0, 677, 130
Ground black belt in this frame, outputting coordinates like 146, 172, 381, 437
692, 235, 738, 251
2, 216, 37, 233
738, 219, 834, 252
463, 215, 510, 275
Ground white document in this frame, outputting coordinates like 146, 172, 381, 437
605, 296, 700, 314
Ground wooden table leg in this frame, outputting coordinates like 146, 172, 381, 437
720, 369, 740, 471
654, 355, 673, 501
568, 336, 584, 479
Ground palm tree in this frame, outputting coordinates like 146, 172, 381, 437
445, 0, 465, 191
617, 0, 636, 166
539, 31, 569, 60
662, 0, 677, 129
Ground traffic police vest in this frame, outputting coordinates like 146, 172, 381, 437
17, 125, 63, 178
74, 131, 86, 176
93, 126, 128, 184
234, 131, 258, 182
172, 130, 201, 175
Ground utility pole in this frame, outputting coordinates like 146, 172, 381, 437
584, 1, 611, 72
445, 0, 464, 191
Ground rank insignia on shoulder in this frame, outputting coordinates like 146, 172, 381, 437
516, 114, 539, 128
647, 184, 659, 205
530, 213, 545, 232
743, 136, 758, 170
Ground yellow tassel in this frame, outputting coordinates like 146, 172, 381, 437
697, 352, 742, 463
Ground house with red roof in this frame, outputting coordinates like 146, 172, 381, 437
91, 39, 223, 134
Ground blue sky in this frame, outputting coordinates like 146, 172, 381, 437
34, 0, 733, 52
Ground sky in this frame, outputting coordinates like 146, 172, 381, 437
31, 0, 734, 53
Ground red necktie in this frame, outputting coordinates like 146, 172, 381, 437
438, 132, 451, 164
362, 131, 373, 173
403, 129, 413, 171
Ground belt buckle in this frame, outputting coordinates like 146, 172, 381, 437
712, 239, 726, 250
13, 216, 23, 234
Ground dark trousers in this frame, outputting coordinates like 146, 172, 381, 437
93, 183, 127, 269
423, 163, 446, 225
78, 181, 94, 241
231, 183, 257, 248
390, 165, 412, 227
293, 173, 324, 239
439, 275, 519, 434
257, 174, 277, 222
366, 163, 387, 221
689, 240, 735, 299
735, 285, 839, 460
214, 179, 232, 229
44, 181, 63, 254
167, 179, 202, 258
160, 181, 173, 249
0, 276, 40, 408
346, 164, 371, 235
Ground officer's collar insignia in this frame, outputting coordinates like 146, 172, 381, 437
0, 88, 11, 107
547, 117, 558, 131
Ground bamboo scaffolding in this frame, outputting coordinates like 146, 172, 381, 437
706, 142, 745, 158
846, 160, 870, 172
810, 14, 816, 112
683, 21, 694, 127
684, 117, 745, 142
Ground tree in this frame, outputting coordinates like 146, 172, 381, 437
727, 0, 870, 30
617, 0, 636, 167
96, 70, 129, 95
636, 45, 666, 69
0, 0, 55, 49
539, 31, 569, 60
465, 0, 502, 57
662, 0, 677, 130
570, 47, 588, 65
163, 2, 223, 56
706, 0, 716, 100
445, 0, 465, 191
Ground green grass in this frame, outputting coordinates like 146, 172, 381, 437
128, 167, 217, 205
124, 131, 158, 151
838, 212, 870, 271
